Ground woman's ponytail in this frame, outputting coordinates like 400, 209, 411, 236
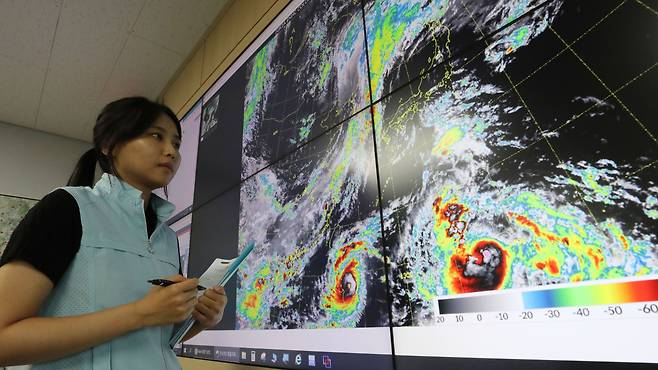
67, 148, 98, 187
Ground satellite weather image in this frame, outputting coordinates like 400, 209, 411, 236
196, 0, 656, 330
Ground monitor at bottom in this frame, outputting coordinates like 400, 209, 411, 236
181, 328, 394, 370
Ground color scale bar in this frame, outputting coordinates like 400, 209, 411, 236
522, 279, 658, 309
438, 294, 523, 314
438, 279, 658, 314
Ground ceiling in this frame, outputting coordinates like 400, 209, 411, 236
0, 0, 229, 143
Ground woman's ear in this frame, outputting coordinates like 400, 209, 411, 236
101, 144, 117, 158
99, 144, 109, 157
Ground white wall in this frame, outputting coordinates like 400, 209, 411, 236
0, 121, 91, 200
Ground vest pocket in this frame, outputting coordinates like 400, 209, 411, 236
90, 242, 154, 309
89, 241, 179, 310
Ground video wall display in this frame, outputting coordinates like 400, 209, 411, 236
171, 213, 193, 277
188, 185, 240, 330
181, 0, 657, 369
194, 69, 246, 206
378, 0, 657, 319
238, 0, 369, 180
236, 109, 386, 330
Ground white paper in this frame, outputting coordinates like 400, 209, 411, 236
197, 257, 234, 292
170, 242, 255, 347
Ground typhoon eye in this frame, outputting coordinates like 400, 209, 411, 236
341, 271, 357, 299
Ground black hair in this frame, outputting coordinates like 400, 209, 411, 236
67, 97, 182, 197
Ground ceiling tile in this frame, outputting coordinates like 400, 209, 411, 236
78, 35, 183, 141
101, 35, 183, 102
198, 0, 232, 24
0, 54, 47, 128
36, 43, 116, 141
0, 0, 62, 68
163, 43, 204, 114
35, 0, 146, 140
46, 0, 145, 83
36, 85, 100, 140
132, 0, 229, 56
53, 0, 144, 53
0, 0, 222, 142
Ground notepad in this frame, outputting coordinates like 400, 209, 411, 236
169, 241, 255, 347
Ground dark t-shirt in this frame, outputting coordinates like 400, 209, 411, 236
0, 189, 181, 285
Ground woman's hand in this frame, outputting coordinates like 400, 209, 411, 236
133, 275, 198, 328
191, 286, 228, 329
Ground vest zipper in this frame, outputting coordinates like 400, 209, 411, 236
142, 199, 163, 254
161, 324, 170, 370
141, 199, 170, 370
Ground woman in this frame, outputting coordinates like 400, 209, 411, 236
0, 97, 227, 369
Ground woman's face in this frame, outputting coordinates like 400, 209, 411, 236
109, 114, 182, 192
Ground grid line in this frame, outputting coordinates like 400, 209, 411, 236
368, 0, 555, 108
488, 0, 628, 106
491, 61, 657, 170
360, 0, 400, 355
625, 159, 658, 178
457, 0, 658, 180
502, 72, 602, 225
460, 0, 605, 224
635, 0, 658, 15
548, 25, 658, 145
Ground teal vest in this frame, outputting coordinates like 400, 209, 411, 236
28, 173, 182, 370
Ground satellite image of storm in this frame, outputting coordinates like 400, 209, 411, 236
208, 0, 657, 330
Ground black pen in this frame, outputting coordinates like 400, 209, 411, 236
147, 279, 207, 291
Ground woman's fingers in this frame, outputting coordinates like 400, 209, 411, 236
195, 300, 216, 317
